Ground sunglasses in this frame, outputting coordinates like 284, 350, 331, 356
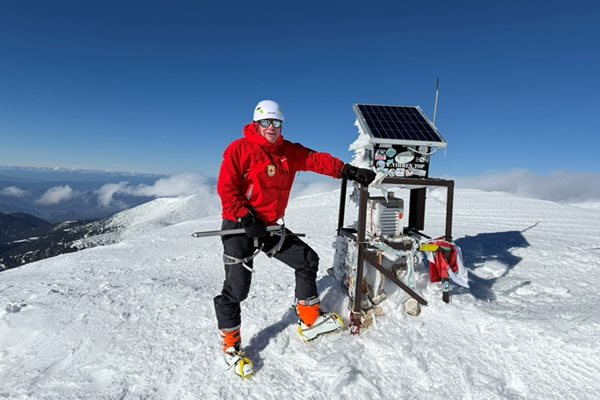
258, 119, 283, 128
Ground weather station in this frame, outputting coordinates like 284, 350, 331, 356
331, 88, 468, 334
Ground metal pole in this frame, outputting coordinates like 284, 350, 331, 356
352, 183, 369, 320
432, 77, 440, 126
337, 178, 348, 235
442, 279, 450, 303
445, 181, 454, 241
409, 188, 427, 231
364, 252, 428, 305
191, 225, 305, 238
443, 180, 454, 303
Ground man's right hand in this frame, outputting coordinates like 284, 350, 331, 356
240, 212, 268, 238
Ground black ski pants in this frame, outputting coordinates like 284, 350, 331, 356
214, 219, 320, 330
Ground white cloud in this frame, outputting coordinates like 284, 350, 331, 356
96, 182, 130, 207
456, 170, 600, 203
127, 172, 210, 197
95, 173, 212, 207
37, 185, 77, 205
0, 186, 29, 198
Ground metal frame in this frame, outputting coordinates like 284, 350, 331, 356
336, 176, 455, 328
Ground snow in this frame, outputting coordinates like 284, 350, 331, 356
1, 188, 600, 399
348, 120, 372, 169
9, 237, 39, 244
569, 200, 600, 211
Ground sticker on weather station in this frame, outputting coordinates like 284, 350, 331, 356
376, 160, 386, 169
387, 168, 397, 177
385, 147, 397, 157
394, 151, 414, 164
408, 165, 427, 177
375, 149, 387, 161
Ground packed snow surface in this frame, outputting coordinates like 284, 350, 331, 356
1, 188, 600, 399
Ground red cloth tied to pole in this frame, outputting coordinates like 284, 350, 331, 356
429, 241, 459, 283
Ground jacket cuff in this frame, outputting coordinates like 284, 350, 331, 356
235, 207, 252, 221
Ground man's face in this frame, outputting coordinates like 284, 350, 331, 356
256, 119, 283, 144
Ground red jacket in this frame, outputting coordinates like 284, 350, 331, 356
218, 123, 345, 225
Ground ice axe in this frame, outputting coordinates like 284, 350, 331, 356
191, 225, 305, 238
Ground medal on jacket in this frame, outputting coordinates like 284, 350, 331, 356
266, 164, 276, 177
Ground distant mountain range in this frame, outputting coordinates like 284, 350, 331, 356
0, 190, 221, 271
0, 166, 224, 271
0, 212, 52, 242
0, 211, 117, 271
0, 167, 169, 270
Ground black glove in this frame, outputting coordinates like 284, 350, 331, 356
239, 211, 268, 238
341, 164, 376, 186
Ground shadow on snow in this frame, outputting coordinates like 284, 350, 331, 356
454, 223, 536, 301
244, 224, 537, 368
244, 274, 343, 372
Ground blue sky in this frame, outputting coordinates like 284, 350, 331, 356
1, 0, 598, 179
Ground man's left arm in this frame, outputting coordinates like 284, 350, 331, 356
292, 144, 345, 178
293, 144, 376, 186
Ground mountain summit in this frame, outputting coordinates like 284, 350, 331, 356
1, 189, 599, 399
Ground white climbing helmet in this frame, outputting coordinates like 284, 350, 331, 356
253, 100, 285, 122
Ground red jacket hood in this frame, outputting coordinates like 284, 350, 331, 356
243, 123, 284, 149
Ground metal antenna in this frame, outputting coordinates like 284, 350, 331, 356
432, 77, 440, 126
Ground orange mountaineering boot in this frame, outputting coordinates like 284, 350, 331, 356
219, 326, 254, 379
296, 297, 344, 343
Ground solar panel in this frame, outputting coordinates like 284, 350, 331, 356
353, 104, 447, 148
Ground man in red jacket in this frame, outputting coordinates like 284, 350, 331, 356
215, 100, 375, 377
